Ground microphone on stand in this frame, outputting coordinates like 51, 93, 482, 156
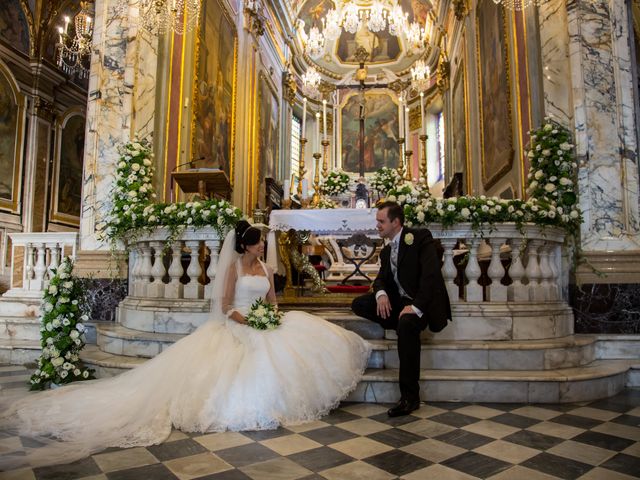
173, 156, 206, 171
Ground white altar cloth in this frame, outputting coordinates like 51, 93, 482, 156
266, 208, 378, 272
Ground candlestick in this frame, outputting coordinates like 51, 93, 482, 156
321, 139, 330, 178
311, 152, 322, 206
297, 138, 307, 198
301, 97, 307, 138
404, 106, 410, 139
64, 16, 70, 35
420, 92, 426, 136
404, 149, 413, 181
419, 134, 429, 191
322, 99, 327, 141
397, 96, 404, 139
396, 138, 405, 178
315, 112, 320, 152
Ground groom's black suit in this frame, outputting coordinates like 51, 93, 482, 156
352, 227, 451, 402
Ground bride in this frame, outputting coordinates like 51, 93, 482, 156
0, 220, 371, 469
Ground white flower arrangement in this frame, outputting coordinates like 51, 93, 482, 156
30, 258, 94, 390
314, 196, 337, 209
370, 167, 403, 196
97, 138, 244, 246
321, 170, 351, 196
245, 298, 282, 330
386, 119, 581, 234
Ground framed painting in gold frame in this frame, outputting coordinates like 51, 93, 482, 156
191, 0, 238, 183
0, 67, 25, 213
255, 72, 280, 208
50, 110, 85, 226
476, 0, 513, 190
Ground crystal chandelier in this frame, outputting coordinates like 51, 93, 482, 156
118, 0, 201, 35
492, 0, 544, 10
301, 0, 429, 59
56, 1, 94, 79
410, 59, 430, 92
301, 66, 322, 98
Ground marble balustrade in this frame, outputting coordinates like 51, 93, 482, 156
5, 233, 79, 295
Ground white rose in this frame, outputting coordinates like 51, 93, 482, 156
74, 369, 81, 376
544, 183, 556, 193
527, 151, 535, 158
570, 210, 579, 218
48, 285, 58, 295
544, 124, 553, 131
549, 176, 557, 182
560, 142, 573, 151
535, 170, 544, 180
52, 357, 64, 367
131, 163, 141, 171
128, 190, 137, 198
186, 217, 193, 224
63, 281, 73, 289
118, 161, 126, 168
59, 272, 68, 279
72, 299, 78, 305
416, 211, 425, 222
143, 159, 152, 166
461, 208, 471, 218
531, 205, 539, 212
70, 330, 80, 340
52, 319, 61, 328
481, 205, 490, 212
489, 208, 496, 215
75, 338, 82, 345
548, 211, 556, 218
508, 205, 515, 213
398, 195, 406, 203
60, 370, 68, 378
45, 322, 53, 331
59, 297, 69, 303
559, 177, 573, 186
542, 149, 551, 156
447, 204, 456, 212
149, 215, 157, 222
63, 318, 70, 326
83, 371, 89, 378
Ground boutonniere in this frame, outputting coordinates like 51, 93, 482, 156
404, 233, 414, 246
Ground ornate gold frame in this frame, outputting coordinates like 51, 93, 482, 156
452, 59, 471, 194
475, 0, 513, 190
50, 107, 85, 227
189, 0, 238, 187
253, 71, 280, 208
0, 66, 25, 214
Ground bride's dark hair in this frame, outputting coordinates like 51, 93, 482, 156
234, 220, 261, 253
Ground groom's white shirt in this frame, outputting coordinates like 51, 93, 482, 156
375, 228, 423, 317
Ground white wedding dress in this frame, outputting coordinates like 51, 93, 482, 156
0, 253, 371, 469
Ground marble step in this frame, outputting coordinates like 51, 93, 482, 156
0, 339, 41, 365
0, 316, 42, 341
93, 320, 597, 371
348, 360, 636, 403
80, 345, 635, 404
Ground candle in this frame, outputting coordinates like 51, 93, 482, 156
64, 16, 70, 35
284, 179, 290, 200
322, 99, 327, 141
290, 173, 295, 197
315, 112, 320, 151
58, 26, 63, 44
302, 179, 309, 199
420, 92, 425, 136
398, 96, 404, 139
301, 97, 307, 139
404, 106, 410, 139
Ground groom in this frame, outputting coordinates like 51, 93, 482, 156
352, 201, 451, 416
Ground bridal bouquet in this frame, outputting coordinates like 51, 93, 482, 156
246, 299, 282, 330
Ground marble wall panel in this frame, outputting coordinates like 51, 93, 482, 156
78, 278, 128, 323
570, 283, 640, 334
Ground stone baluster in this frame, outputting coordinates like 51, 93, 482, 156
465, 238, 483, 302
525, 239, 543, 302
47, 242, 61, 280
128, 248, 139, 296
440, 238, 459, 303
135, 242, 153, 297
508, 237, 528, 301
204, 239, 220, 301
31, 243, 47, 291
548, 243, 561, 301
24, 243, 34, 290
538, 241, 554, 302
165, 242, 184, 299
184, 240, 204, 299
487, 237, 508, 301
148, 241, 166, 297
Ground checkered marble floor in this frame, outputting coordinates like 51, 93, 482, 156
1, 365, 639, 480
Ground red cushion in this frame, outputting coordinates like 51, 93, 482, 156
313, 265, 327, 272
326, 285, 371, 294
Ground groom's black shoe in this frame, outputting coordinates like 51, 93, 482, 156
387, 398, 421, 417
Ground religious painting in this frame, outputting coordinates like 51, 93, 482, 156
341, 91, 399, 174
0, 0, 30, 55
451, 62, 468, 189
336, 26, 401, 64
0, 70, 22, 212
51, 113, 85, 225
476, 0, 513, 189
298, 0, 335, 31
191, 0, 237, 181
257, 73, 280, 196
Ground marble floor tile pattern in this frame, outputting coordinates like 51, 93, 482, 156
0, 366, 639, 480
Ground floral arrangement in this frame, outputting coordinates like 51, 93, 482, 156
314, 196, 337, 209
96, 138, 243, 246
370, 167, 403, 196
385, 119, 581, 234
30, 258, 94, 390
321, 170, 351, 196
245, 298, 282, 330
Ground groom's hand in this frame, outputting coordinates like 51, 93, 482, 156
376, 294, 392, 319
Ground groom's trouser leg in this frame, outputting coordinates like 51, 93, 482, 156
397, 312, 428, 402
351, 293, 398, 330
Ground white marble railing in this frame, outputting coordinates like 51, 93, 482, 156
128, 227, 222, 301
428, 223, 568, 304
6, 232, 79, 294
316, 223, 568, 304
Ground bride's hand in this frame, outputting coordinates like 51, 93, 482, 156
229, 310, 247, 325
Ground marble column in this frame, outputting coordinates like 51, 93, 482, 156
78, 0, 158, 258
